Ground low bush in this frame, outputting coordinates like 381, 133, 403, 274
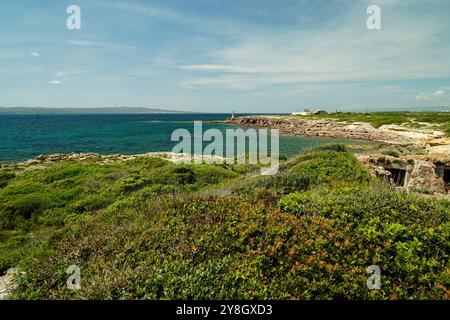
11, 193, 56, 221
291, 150, 372, 185
0, 172, 15, 188
257, 171, 315, 195
316, 144, 348, 153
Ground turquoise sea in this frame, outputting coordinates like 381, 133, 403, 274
0, 113, 370, 162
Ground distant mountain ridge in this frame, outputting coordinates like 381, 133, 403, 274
0, 107, 189, 114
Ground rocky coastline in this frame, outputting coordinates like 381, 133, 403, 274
223, 115, 450, 152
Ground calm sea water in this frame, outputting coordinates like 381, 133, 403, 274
0, 113, 369, 162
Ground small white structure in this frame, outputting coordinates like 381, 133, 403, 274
292, 108, 311, 116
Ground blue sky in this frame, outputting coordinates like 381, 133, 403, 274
1, 0, 450, 112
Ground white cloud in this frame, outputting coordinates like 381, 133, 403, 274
415, 92, 430, 101
433, 90, 445, 97
29, 52, 40, 57
55, 70, 85, 78
48, 80, 62, 85
415, 90, 446, 101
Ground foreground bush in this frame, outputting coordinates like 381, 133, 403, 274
1, 147, 449, 299
14, 185, 449, 299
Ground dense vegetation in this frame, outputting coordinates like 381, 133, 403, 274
1, 146, 449, 299
0, 158, 253, 275
300, 112, 450, 136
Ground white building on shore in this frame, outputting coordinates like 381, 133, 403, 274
292, 108, 311, 116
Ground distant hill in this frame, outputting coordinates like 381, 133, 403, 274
0, 107, 189, 115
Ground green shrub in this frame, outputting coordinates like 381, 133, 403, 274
11, 193, 55, 221
173, 167, 196, 185
316, 144, 348, 153
117, 175, 149, 193
126, 156, 169, 168
278, 192, 319, 215
71, 192, 115, 213
291, 150, 372, 185
258, 171, 315, 194
0, 231, 28, 274
42, 163, 88, 183
137, 184, 177, 197
0, 172, 15, 188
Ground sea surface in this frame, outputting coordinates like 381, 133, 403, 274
0, 113, 370, 162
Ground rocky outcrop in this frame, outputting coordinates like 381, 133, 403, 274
224, 116, 448, 149
408, 161, 447, 194
226, 116, 417, 143
426, 138, 450, 156
358, 154, 450, 195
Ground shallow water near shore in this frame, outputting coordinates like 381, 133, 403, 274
0, 113, 370, 162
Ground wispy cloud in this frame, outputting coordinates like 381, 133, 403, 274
433, 90, 445, 97
63, 39, 137, 51
48, 80, 62, 85
64, 40, 107, 46
55, 70, 85, 78
416, 92, 430, 101
416, 90, 446, 101
177, 64, 278, 74
114, 2, 180, 20
29, 52, 40, 57
178, 2, 450, 90
55, 71, 68, 77
113, 2, 248, 36
0, 66, 44, 76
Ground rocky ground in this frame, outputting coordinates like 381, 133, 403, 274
0, 152, 226, 170
0, 268, 19, 300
